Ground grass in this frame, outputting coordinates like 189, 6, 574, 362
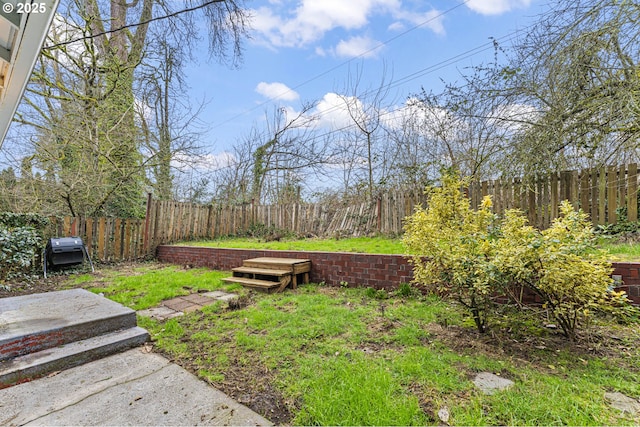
70, 263, 241, 309
177, 235, 640, 262
597, 238, 640, 262
175, 236, 405, 254
70, 263, 640, 426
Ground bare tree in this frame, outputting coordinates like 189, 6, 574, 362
496, 0, 640, 175
338, 66, 394, 200
8, 0, 249, 216
137, 29, 209, 201
250, 103, 330, 204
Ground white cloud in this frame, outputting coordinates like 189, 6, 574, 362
335, 36, 383, 58
465, 0, 532, 15
384, 98, 449, 130
172, 152, 236, 171
315, 46, 328, 57
255, 82, 300, 101
250, 0, 442, 49
314, 92, 363, 130
48, 15, 94, 67
487, 103, 538, 131
391, 9, 445, 35
387, 21, 405, 32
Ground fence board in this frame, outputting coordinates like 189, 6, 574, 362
590, 168, 598, 224
608, 166, 617, 224
618, 164, 626, 221
628, 164, 638, 222
580, 172, 589, 217
135, 163, 640, 252
598, 170, 607, 225
86, 218, 94, 257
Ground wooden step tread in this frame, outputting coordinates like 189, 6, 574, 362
231, 266, 291, 276
243, 258, 311, 273
221, 277, 281, 289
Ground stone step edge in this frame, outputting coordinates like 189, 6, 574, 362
0, 326, 149, 389
0, 311, 138, 361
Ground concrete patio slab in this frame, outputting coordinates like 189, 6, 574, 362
0, 347, 272, 426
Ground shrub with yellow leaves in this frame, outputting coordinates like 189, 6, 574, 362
404, 171, 633, 340
497, 200, 631, 340
403, 171, 500, 333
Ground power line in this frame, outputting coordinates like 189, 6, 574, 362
38, 0, 548, 147
42, 0, 229, 50
211, 0, 473, 130
259, 1, 569, 145
256, 32, 522, 144
238, 11, 560, 148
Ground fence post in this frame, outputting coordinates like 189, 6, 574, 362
376, 196, 382, 233
143, 193, 152, 255
608, 165, 617, 224
628, 164, 638, 222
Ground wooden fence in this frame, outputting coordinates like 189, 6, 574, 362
143, 191, 428, 250
47, 163, 640, 261
47, 216, 146, 262
468, 164, 639, 229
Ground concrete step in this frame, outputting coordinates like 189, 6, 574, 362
1, 289, 137, 361
0, 326, 149, 388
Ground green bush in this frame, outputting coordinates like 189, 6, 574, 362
0, 212, 49, 230
496, 201, 631, 340
595, 206, 640, 235
0, 212, 49, 283
0, 227, 43, 282
403, 172, 633, 340
403, 172, 500, 333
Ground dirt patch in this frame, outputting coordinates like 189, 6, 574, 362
423, 321, 640, 374
154, 339, 294, 425
0, 274, 69, 298
217, 357, 293, 425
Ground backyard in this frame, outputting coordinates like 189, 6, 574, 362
9, 260, 637, 426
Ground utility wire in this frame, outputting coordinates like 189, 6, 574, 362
42, 0, 229, 50
241, 3, 563, 144
246, 31, 525, 145
211, 0, 473, 130
213, 2, 559, 133
38, 0, 549, 146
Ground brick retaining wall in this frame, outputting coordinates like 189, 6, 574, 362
156, 246, 413, 291
156, 245, 640, 304
612, 263, 640, 305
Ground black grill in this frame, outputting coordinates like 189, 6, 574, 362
46, 237, 85, 266
43, 237, 94, 277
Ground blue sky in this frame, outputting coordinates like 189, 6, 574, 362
186, 0, 546, 160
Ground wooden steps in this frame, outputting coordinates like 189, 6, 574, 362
222, 257, 311, 293
231, 266, 291, 277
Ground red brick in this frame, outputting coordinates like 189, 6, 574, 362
156, 246, 637, 306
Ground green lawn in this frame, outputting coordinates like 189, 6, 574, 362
598, 238, 640, 262
70, 264, 241, 309
178, 235, 640, 262
70, 264, 640, 426
176, 236, 405, 254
